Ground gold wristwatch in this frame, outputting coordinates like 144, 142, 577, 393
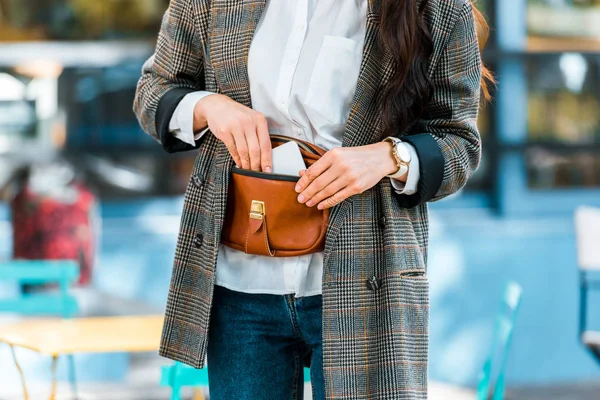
383, 137, 411, 179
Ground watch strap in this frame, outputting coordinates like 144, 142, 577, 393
388, 163, 409, 179
384, 137, 410, 179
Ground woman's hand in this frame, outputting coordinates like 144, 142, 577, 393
294, 142, 405, 210
194, 94, 272, 172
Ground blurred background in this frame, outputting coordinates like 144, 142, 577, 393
1, 0, 600, 399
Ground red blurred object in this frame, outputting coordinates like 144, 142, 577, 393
11, 181, 98, 286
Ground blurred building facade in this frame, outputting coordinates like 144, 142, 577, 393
1, 0, 600, 389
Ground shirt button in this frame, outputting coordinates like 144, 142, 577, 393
287, 57, 296, 65
297, 24, 305, 31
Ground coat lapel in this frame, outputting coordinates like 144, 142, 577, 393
343, 0, 393, 147
326, 0, 395, 259
209, 0, 266, 107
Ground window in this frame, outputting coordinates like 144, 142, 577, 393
527, 54, 600, 145
0, 0, 169, 41
528, 0, 600, 39
527, 148, 600, 189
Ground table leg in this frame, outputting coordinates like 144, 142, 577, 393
192, 388, 205, 400
68, 355, 79, 400
49, 355, 58, 400
10, 345, 29, 400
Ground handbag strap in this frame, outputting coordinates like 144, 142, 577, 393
270, 134, 327, 157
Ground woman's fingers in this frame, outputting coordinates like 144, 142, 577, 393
295, 147, 368, 208
244, 112, 272, 172
243, 120, 262, 171
221, 131, 242, 167
304, 176, 348, 207
295, 152, 334, 193
200, 95, 272, 171
231, 125, 250, 170
297, 168, 339, 205
317, 186, 355, 210
255, 113, 272, 173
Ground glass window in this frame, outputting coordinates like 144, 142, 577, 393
527, 148, 600, 189
54, 63, 197, 199
527, 1, 600, 52
0, 73, 37, 140
528, 0, 600, 38
64, 152, 196, 199
0, 0, 170, 41
527, 54, 600, 145
0, 69, 55, 150
60, 64, 155, 150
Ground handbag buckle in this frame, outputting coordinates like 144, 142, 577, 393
249, 200, 265, 220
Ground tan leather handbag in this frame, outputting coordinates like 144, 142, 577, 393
221, 135, 329, 257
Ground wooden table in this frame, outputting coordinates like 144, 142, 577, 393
0, 315, 164, 400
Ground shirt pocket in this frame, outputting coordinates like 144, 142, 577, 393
304, 35, 363, 126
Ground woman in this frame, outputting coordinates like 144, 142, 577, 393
134, 0, 492, 398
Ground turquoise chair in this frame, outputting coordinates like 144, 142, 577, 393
160, 361, 311, 399
477, 281, 523, 400
160, 362, 209, 400
0, 260, 80, 399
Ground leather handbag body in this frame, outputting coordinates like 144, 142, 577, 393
221, 135, 329, 257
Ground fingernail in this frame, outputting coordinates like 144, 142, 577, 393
265, 166, 272, 173
306, 200, 314, 207
317, 204, 324, 210
295, 185, 302, 192
297, 194, 305, 203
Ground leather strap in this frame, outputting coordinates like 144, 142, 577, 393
245, 215, 275, 257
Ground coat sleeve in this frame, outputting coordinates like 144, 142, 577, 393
133, 0, 208, 153
396, 1, 483, 207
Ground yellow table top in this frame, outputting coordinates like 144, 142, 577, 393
0, 315, 164, 356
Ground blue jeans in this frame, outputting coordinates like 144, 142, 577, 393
207, 285, 324, 400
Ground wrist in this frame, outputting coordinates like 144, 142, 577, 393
375, 142, 400, 178
193, 94, 215, 132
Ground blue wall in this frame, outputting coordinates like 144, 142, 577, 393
427, 207, 599, 385
1, 199, 599, 387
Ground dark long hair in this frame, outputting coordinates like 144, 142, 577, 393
379, 0, 494, 137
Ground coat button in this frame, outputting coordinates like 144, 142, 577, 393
379, 216, 386, 229
366, 276, 382, 291
192, 174, 205, 189
193, 233, 203, 248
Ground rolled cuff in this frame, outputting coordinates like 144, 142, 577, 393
169, 91, 215, 146
156, 87, 201, 153
393, 133, 444, 208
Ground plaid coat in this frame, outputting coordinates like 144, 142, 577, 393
134, 0, 482, 398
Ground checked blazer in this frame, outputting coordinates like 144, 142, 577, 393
134, 0, 482, 398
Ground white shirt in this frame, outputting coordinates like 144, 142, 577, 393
169, 0, 420, 297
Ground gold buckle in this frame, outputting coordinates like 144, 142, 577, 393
249, 200, 265, 220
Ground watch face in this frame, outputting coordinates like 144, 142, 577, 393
396, 143, 412, 163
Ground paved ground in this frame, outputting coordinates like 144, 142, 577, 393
5, 380, 600, 400
3, 347, 600, 399
506, 382, 600, 400
2, 290, 599, 399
